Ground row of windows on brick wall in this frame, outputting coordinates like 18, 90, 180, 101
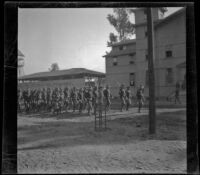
145, 50, 173, 61
113, 61, 135, 66
112, 50, 173, 66
128, 69, 174, 87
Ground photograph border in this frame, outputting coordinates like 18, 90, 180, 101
3, 1, 198, 174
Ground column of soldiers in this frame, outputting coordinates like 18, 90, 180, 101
18, 84, 145, 115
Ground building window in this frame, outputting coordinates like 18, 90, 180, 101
145, 50, 148, 61
166, 50, 172, 58
146, 54, 148, 61
129, 53, 135, 64
165, 45, 173, 58
145, 69, 149, 86
119, 45, 127, 51
130, 73, 135, 87
145, 31, 148, 37
113, 57, 118, 66
165, 68, 174, 84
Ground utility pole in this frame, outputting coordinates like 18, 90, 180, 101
146, 8, 156, 134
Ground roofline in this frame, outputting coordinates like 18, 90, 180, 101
18, 68, 105, 80
155, 7, 186, 28
103, 51, 136, 58
19, 73, 106, 81
130, 7, 145, 13
108, 39, 136, 47
133, 7, 185, 28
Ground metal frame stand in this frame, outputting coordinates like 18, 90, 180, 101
94, 104, 107, 131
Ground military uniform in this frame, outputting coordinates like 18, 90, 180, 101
92, 87, 98, 115
136, 88, 144, 113
63, 87, 70, 111
86, 88, 93, 115
77, 89, 84, 114
119, 86, 126, 112
23, 89, 29, 112
125, 87, 131, 111
103, 87, 111, 112
71, 87, 77, 112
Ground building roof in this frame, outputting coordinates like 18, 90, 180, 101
18, 50, 25, 57
103, 49, 136, 58
155, 7, 185, 28
18, 68, 105, 81
132, 7, 186, 28
108, 39, 136, 47
103, 8, 186, 58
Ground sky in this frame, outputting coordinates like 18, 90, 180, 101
18, 7, 183, 75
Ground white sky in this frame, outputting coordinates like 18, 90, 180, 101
18, 7, 183, 75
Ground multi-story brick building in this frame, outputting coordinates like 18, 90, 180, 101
103, 7, 186, 98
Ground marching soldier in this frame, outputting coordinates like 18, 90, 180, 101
35, 89, 39, 111
77, 88, 84, 114
98, 86, 104, 116
58, 87, 64, 113
125, 86, 131, 111
38, 88, 43, 112
23, 88, 29, 113
54, 88, 61, 115
46, 88, 51, 112
51, 88, 56, 114
83, 87, 88, 111
119, 84, 126, 112
63, 87, 70, 111
103, 85, 112, 112
41, 88, 46, 111
70, 87, 77, 112
136, 85, 145, 113
92, 86, 98, 115
86, 87, 93, 115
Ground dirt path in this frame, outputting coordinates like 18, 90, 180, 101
18, 108, 186, 174
18, 141, 186, 174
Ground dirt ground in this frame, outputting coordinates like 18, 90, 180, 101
18, 107, 186, 174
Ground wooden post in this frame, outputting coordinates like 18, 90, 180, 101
147, 8, 156, 134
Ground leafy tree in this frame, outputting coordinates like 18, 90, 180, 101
107, 8, 168, 45
107, 8, 135, 44
49, 63, 59, 72
107, 32, 118, 46
159, 7, 168, 14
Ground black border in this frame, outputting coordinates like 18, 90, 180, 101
3, 1, 198, 174
3, 2, 18, 174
